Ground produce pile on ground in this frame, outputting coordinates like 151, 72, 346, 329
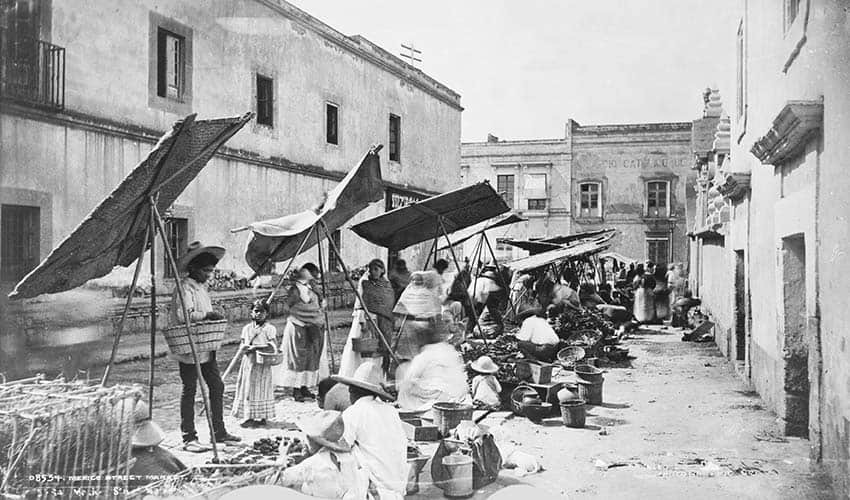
131, 466, 275, 499
206, 436, 308, 466
461, 335, 521, 385
549, 307, 617, 357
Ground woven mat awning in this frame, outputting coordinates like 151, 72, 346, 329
505, 233, 616, 272
436, 213, 525, 251
9, 113, 252, 300
350, 182, 509, 251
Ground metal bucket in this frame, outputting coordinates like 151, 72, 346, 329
432, 402, 474, 437
560, 399, 587, 428
577, 379, 604, 405
441, 454, 474, 498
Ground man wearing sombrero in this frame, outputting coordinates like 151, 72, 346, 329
170, 241, 240, 452
332, 363, 408, 499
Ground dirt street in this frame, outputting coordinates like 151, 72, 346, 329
99, 323, 835, 499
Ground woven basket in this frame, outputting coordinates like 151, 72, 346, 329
163, 320, 227, 355
255, 348, 284, 366
557, 346, 586, 369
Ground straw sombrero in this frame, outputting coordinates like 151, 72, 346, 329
331, 362, 394, 402
131, 401, 165, 448
177, 241, 226, 272
296, 410, 351, 453
469, 355, 499, 374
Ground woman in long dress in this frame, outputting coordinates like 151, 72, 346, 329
633, 272, 656, 324
392, 271, 443, 362
275, 264, 327, 402
339, 259, 396, 378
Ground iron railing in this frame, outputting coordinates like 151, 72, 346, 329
0, 28, 65, 110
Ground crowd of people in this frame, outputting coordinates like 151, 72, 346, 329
161, 241, 704, 498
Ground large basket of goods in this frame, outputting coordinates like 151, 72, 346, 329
164, 319, 228, 355
254, 343, 284, 366
557, 346, 586, 369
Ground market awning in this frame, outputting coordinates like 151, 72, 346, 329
536, 228, 616, 245
502, 239, 564, 254
242, 147, 384, 272
436, 214, 525, 251
350, 182, 510, 250
504, 237, 613, 273
9, 113, 253, 300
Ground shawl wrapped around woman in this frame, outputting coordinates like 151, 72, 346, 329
360, 278, 396, 320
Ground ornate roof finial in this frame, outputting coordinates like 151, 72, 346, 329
713, 113, 731, 154
705, 87, 723, 118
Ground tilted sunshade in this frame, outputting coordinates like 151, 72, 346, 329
243, 148, 384, 272
10, 113, 252, 300
349, 182, 510, 251
436, 214, 526, 251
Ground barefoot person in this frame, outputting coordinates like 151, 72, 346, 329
170, 241, 240, 452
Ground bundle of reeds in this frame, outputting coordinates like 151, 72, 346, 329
0, 375, 142, 499
126, 465, 277, 500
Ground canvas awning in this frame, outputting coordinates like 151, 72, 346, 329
9, 113, 252, 300
535, 228, 616, 245
350, 182, 510, 250
436, 214, 525, 251
242, 148, 384, 272
502, 239, 564, 254
505, 237, 612, 273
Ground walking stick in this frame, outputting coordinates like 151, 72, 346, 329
222, 346, 246, 382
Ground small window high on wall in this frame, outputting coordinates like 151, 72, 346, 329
579, 182, 601, 217
389, 114, 401, 162
496, 174, 515, 209
256, 74, 274, 127
326, 102, 339, 145
646, 180, 669, 218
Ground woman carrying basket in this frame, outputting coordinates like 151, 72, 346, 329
232, 299, 278, 428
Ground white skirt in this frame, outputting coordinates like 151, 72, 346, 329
338, 309, 364, 378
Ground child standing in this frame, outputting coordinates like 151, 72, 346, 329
469, 355, 502, 409
233, 299, 277, 428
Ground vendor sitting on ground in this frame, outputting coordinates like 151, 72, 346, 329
513, 305, 560, 363
332, 363, 409, 500
271, 410, 369, 499
469, 355, 502, 409
672, 289, 702, 328
579, 283, 607, 308
128, 401, 186, 490
396, 321, 471, 412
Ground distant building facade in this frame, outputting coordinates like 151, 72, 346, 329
461, 121, 694, 268
688, 0, 850, 495
0, 0, 461, 373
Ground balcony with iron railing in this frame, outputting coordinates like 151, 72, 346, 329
0, 28, 65, 110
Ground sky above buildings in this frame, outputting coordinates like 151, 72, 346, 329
289, 0, 739, 142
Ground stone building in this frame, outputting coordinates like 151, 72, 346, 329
460, 121, 694, 268
688, 0, 850, 494
0, 0, 461, 374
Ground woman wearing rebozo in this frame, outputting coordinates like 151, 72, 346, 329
275, 263, 328, 402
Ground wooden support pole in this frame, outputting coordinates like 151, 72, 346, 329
151, 203, 219, 460
436, 217, 487, 345
318, 219, 399, 365
316, 230, 336, 374
148, 204, 157, 418
482, 232, 516, 318
100, 223, 149, 386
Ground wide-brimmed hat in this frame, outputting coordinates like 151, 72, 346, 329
469, 355, 499, 374
515, 304, 542, 323
296, 410, 351, 453
177, 241, 226, 272
331, 362, 394, 402
131, 401, 165, 447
